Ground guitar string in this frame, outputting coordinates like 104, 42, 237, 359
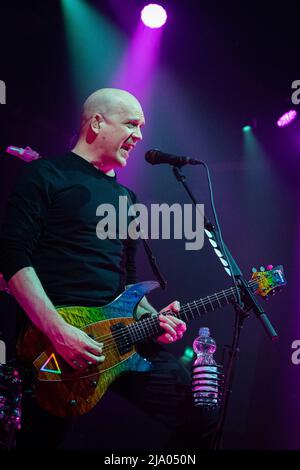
89, 285, 238, 347
82, 280, 262, 353
89, 280, 260, 349
54, 277, 270, 368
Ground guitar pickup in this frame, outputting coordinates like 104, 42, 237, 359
111, 322, 133, 355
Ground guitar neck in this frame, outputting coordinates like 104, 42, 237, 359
127, 283, 254, 345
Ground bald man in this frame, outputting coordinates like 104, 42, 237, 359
0, 88, 216, 450
73, 88, 146, 173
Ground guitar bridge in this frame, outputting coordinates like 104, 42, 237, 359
111, 322, 133, 355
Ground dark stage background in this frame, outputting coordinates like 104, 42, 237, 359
0, 0, 300, 450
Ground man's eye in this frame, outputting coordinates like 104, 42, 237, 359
127, 122, 136, 128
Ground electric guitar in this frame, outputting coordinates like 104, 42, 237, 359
17, 265, 286, 417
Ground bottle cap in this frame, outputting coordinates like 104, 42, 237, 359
198, 327, 210, 337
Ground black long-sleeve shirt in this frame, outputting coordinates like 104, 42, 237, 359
0, 151, 138, 307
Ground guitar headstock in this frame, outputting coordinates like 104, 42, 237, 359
6, 145, 40, 162
250, 264, 287, 299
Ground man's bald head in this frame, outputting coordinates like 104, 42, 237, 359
73, 87, 145, 172
80, 88, 143, 131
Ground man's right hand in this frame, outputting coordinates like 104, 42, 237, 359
8, 267, 106, 370
47, 323, 105, 370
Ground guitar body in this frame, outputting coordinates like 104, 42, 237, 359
17, 282, 159, 417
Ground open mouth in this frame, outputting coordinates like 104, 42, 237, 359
121, 144, 133, 151
120, 144, 134, 158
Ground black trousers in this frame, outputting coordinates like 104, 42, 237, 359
16, 341, 218, 450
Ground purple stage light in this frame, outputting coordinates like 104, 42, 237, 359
141, 4, 167, 29
277, 110, 298, 127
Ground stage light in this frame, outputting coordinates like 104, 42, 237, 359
179, 346, 194, 365
277, 110, 298, 128
141, 4, 167, 29
242, 118, 257, 133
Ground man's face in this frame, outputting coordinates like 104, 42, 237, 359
96, 97, 145, 169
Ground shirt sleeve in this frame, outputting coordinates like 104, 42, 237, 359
0, 160, 53, 282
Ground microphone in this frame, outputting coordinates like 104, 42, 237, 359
145, 149, 203, 167
6, 146, 40, 163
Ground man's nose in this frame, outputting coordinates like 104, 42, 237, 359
132, 127, 143, 141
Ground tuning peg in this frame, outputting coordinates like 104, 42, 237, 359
252, 267, 257, 273
260, 266, 265, 272
267, 265, 273, 271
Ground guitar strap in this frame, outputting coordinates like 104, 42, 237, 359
121, 188, 167, 290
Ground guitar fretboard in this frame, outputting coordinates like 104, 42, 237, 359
126, 282, 256, 344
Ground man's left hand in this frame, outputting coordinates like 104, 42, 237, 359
156, 300, 187, 344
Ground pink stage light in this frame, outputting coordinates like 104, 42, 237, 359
141, 4, 167, 29
277, 110, 298, 127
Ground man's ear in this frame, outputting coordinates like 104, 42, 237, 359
90, 113, 103, 133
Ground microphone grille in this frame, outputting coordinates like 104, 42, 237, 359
145, 149, 159, 165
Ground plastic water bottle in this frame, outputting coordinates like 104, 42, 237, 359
192, 327, 219, 407
193, 327, 217, 366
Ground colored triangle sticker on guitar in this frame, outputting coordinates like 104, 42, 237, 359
40, 353, 62, 374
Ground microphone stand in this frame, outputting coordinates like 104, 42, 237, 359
171, 166, 278, 450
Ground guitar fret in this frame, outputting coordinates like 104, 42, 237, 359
148, 320, 154, 337
223, 290, 229, 304
231, 288, 237, 303
148, 318, 157, 338
200, 298, 208, 313
215, 292, 222, 308
180, 308, 188, 322
193, 300, 201, 317
187, 303, 194, 319
150, 318, 157, 337
142, 322, 148, 340
136, 323, 142, 340
142, 321, 149, 340
127, 326, 136, 343
208, 296, 215, 311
